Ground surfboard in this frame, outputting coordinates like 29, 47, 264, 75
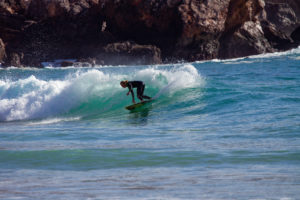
125, 100, 152, 110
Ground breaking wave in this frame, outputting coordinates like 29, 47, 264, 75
0, 64, 204, 122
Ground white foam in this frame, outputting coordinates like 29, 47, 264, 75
134, 64, 204, 90
195, 46, 300, 64
0, 70, 120, 121
247, 46, 300, 59
131, 64, 205, 100
0, 76, 70, 121
27, 117, 81, 125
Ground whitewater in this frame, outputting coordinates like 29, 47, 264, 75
0, 47, 300, 199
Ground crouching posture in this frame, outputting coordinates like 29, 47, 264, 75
120, 80, 151, 104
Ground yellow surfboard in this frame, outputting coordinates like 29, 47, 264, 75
125, 100, 152, 110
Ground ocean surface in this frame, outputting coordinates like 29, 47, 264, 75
0, 48, 300, 200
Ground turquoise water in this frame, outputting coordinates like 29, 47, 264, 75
0, 48, 300, 199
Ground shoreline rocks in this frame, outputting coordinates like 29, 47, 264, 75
0, 0, 299, 67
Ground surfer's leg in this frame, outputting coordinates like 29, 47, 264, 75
140, 84, 151, 99
137, 86, 144, 101
141, 84, 145, 95
142, 95, 151, 99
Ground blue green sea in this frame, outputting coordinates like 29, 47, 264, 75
0, 48, 300, 199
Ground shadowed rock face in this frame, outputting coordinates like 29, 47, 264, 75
264, 0, 300, 36
101, 0, 182, 58
0, 0, 299, 67
173, 0, 230, 61
219, 0, 271, 58
0, 38, 6, 63
98, 41, 162, 65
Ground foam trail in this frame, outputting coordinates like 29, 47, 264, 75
27, 117, 81, 125
152, 80, 176, 100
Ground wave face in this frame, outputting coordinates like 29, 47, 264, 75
0, 64, 204, 122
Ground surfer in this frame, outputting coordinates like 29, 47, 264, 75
120, 80, 151, 104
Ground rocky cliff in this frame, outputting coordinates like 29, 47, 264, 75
0, 0, 299, 67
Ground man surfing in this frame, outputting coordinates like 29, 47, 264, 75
120, 80, 151, 104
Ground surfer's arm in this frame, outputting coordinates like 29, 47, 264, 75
129, 90, 135, 103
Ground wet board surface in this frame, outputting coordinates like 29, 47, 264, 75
125, 100, 152, 110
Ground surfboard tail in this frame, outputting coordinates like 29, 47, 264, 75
125, 100, 152, 110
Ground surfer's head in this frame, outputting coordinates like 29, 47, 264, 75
120, 80, 128, 88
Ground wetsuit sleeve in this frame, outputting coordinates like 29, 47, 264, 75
128, 83, 134, 100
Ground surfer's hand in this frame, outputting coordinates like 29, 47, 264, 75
126, 92, 130, 96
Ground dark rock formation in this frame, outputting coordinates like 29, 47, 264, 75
0, 0, 299, 67
97, 41, 162, 65
6, 52, 24, 67
176, 0, 230, 60
60, 60, 75, 67
219, 0, 271, 58
101, 0, 182, 58
0, 38, 6, 63
264, 0, 300, 37
220, 21, 274, 58
262, 0, 300, 50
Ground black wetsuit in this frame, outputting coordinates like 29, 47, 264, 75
127, 81, 151, 101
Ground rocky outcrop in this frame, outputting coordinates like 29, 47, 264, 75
220, 21, 274, 58
0, 38, 6, 64
98, 41, 162, 65
262, 0, 300, 50
219, 0, 273, 58
101, 0, 182, 57
0, 0, 299, 67
175, 0, 230, 60
264, 0, 300, 37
